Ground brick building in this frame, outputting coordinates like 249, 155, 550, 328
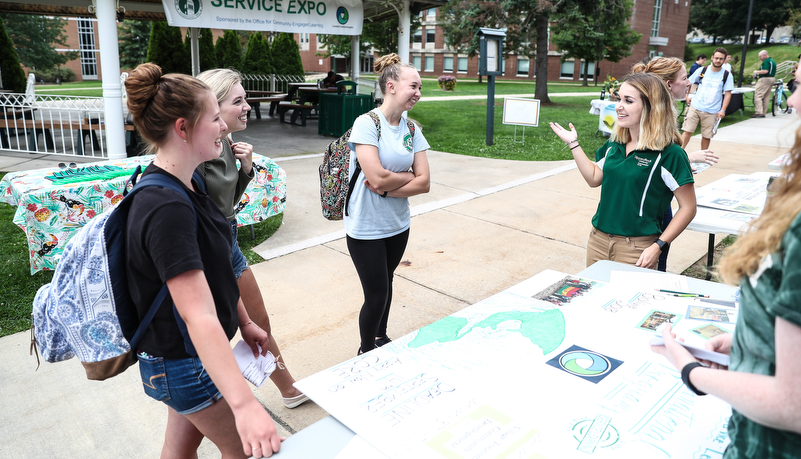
296, 0, 691, 82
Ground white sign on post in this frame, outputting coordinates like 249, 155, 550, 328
162, 0, 364, 35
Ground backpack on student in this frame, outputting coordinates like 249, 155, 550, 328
31, 166, 200, 381
698, 66, 730, 91
319, 111, 415, 220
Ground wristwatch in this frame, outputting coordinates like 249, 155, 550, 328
655, 239, 669, 252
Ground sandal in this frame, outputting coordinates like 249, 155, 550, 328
375, 336, 392, 347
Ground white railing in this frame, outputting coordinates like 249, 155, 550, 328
0, 92, 107, 157
241, 73, 307, 93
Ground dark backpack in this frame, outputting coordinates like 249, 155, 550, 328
698, 66, 730, 92
32, 166, 201, 380
319, 111, 416, 220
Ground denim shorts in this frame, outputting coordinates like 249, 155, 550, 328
229, 219, 249, 279
137, 352, 222, 415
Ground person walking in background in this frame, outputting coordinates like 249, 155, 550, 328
721, 53, 732, 73
196, 68, 309, 410
651, 55, 801, 458
630, 57, 719, 272
124, 63, 282, 458
681, 48, 733, 151
689, 54, 707, 76
549, 72, 697, 269
346, 53, 431, 355
752, 50, 777, 118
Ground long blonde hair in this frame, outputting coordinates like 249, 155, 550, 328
196, 68, 242, 104
610, 72, 681, 150
717, 130, 801, 283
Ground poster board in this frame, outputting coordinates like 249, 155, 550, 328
296, 269, 734, 459
502, 97, 540, 127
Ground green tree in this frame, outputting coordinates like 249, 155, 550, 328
551, 0, 641, 86
1, 14, 78, 72
198, 28, 218, 71
147, 21, 189, 74
271, 33, 304, 76
242, 32, 274, 74
217, 30, 243, 70
692, 0, 801, 43
441, 0, 555, 102
118, 20, 151, 70
0, 17, 26, 92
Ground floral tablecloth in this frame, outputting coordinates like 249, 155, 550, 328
0, 154, 286, 274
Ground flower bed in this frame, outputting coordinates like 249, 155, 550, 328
437, 75, 457, 91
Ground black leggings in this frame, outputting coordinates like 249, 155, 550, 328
347, 229, 410, 352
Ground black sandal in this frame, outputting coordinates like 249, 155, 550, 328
375, 336, 392, 347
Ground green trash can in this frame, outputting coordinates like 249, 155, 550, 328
318, 80, 373, 137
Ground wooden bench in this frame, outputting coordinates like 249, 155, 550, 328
246, 94, 288, 119
276, 103, 317, 126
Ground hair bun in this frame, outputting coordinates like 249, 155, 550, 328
125, 63, 163, 119
374, 53, 402, 73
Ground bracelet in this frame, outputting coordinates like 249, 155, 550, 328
382, 191, 388, 198
681, 362, 707, 396
242, 320, 254, 328
570, 143, 581, 150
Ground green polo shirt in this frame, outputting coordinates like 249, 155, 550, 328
592, 141, 693, 237
724, 212, 801, 458
760, 57, 777, 78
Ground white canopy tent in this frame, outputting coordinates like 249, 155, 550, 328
1, 0, 446, 158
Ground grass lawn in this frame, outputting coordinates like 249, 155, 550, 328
411, 94, 754, 160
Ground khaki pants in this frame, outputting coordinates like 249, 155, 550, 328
754, 77, 775, 115
586, 227, 658, 268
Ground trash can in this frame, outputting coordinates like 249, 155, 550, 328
318, 80, 373, 137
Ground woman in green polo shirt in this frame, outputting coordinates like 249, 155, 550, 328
652, 58, 801, 458
549, 72, 697, 269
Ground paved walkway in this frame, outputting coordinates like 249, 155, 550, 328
0, 107, 797, 458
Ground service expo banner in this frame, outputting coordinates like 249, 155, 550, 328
163, 0, 363, 35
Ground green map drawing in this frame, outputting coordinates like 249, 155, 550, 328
408, 309, 566, 355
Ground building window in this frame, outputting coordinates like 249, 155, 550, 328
77, 18, 97, 80
579, 61, 595, 79
299, 33, 310, 51
457, 57, 468, 72
426, 28, 436, 45
361, 55, 374, 73
413, 30, 422, 44
517, 59, 529, 76
560, 60, 575, 78
425, 56, 434, 72
427, 8, 436, 19
443, 56, 454, 72
651, 0, 662, 37
413, 55, 422, 70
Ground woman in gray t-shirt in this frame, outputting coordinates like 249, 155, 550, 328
346, 53, 431, 355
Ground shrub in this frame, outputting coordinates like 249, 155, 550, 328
29, 67, 75, 83
437, 75, 457, 90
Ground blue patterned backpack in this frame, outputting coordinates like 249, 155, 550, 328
31, 166, 200, 380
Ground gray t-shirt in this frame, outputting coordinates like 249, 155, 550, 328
345, 109, 430, 239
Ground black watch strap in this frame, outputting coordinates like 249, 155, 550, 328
681, 362, 707, 396
655, 238, 669, 252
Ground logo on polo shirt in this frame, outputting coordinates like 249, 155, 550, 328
404, 134, 413, 152
634, 155, 652, 167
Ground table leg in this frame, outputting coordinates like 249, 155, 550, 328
705, 233, 715, 281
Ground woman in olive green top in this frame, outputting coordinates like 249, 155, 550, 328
197, 69, 308, 409
652, 57, 801, 458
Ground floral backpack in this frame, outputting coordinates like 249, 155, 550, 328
318, 111, 415, 220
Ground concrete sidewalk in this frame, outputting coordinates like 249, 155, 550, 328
0, 109, 797, 458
